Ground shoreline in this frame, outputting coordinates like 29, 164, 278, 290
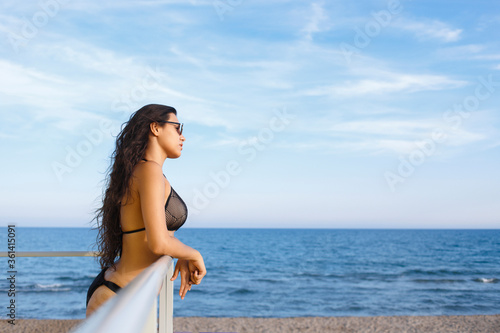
2, 314, 500, 333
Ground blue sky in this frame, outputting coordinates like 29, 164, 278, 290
0, 0, 499, 228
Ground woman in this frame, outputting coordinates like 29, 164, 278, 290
86, 104, 206, 317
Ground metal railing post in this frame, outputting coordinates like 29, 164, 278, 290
159, 261, 174, 333
142, 299, 157, 333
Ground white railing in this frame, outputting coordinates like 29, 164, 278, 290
0, 251, 98, 257
0, 251, 174, 333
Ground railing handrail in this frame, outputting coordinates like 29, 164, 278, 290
1, 251, 174, 333
0, 251, 99, 257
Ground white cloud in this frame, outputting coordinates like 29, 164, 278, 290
304, 73, 467, 97
33, 41, 144, 78
0, 132, 17, 139
395, 18, 462, 42
474, 54, 500, 61
49, 0, 211, 12
436, 44, 485, 58
436, 44, 500, 62
301, 2, 329, 41
0, 43, 152, 132
476, 14, 500, 32
485, 140, 500, 149
270, 116, 491, 156
0, 59, 75, 109
330, 119, 437, 137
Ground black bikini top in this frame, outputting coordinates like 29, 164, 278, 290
122, 159, 188, 234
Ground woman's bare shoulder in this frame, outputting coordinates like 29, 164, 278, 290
133, 161, 169, 186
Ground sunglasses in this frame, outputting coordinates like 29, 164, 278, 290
158, 120, 183, 135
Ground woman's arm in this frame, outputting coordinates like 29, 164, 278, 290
136, 162, 203, 263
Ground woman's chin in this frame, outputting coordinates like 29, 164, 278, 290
168, 152, 182, 159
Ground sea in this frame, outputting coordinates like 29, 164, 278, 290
1, 227, 499, 319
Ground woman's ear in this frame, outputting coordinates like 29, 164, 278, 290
149, 122, 160, 136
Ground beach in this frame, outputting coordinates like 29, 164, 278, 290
3, 315, 500, 332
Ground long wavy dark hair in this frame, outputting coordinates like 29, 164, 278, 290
93, 104, 177, 269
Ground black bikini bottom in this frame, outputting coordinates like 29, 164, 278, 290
86, 267, 122, 308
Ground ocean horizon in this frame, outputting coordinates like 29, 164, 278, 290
1, 227, 499, 319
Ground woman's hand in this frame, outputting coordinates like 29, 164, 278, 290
170, 259, 192, 300
188, 255, 206, 285
170, 253, 206, 299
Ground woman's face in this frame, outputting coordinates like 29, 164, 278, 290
158, 114, 185, 158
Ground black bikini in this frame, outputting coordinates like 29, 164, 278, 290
86, 268, 122, 307
86, 159, 188, 307
122, 159, 188, 234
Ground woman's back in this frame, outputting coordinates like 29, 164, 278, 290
118, 160, 174, 271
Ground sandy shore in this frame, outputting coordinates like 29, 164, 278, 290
2, 315, 499, 332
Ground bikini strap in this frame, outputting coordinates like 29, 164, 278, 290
103, 280, 122, 293
122, 227, 146, 234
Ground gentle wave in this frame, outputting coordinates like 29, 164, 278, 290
0, 284, 71, 292
35, 283, 64, 289
56, 275, 92, 282
229, 288, 256, 295
16, 283, 73, 292
254, 278, 284, 284
295, 272, 400, 280
474, 278, 498, 283
294, 271, 496, 284
401, 269, 478, 276
26, 287, 72, 292
412, 279, 466, 284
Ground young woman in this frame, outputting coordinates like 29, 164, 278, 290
86, 104, 206, 317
